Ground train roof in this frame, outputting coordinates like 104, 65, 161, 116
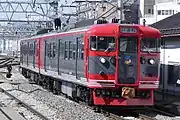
20, 23, 161, 41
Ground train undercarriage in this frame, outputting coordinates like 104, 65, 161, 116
20, 67, 155, 106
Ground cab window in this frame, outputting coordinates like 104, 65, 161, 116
141, 38, 160, 53
119, 37, 138, 52
90, 36, 115, 51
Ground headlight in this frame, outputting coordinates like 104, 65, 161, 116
99, 57, 106, 64
148, 59, 155, 65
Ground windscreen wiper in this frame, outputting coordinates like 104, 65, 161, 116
142, 46, 152, 55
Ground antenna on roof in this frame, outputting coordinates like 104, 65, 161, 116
54, 18, 62, 30
143, 19, 146, 26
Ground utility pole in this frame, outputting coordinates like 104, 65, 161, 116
117, 0, 125, 23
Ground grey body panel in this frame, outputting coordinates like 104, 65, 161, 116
140, 56, 160, 77
88, 56, 115, 74
43, 34, 85, 79
118, 53, 137, 84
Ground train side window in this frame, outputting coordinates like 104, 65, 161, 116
52, 42, 56, 58
36, 42, 38, 56
72, 42, 76, 59
29, 43, 33, 56
23, 43, 26, 55
65, 41, 68, 59
25, 43, 28, 55
78, 41, 82, 59
47, 43, 51, 57
21, 43, 24, 55
49, 42, 53, 58
81, 42, 84, 60
69, 41, 73, 59
24, 43, 27, 55
26, 43, 29, 55
60, 41, 64, 59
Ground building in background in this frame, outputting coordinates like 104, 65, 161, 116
73, 0, 140, 27
140, 0, 180, 25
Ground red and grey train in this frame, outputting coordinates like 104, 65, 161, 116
20, 21, 161, 106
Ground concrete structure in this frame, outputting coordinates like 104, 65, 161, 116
140, 0, 180, 25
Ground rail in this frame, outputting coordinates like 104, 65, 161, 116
0, 87, 49, 120
139, 114, 157, 120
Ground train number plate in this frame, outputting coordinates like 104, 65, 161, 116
121, 87, 135, 99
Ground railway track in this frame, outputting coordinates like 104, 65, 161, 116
0, 70, 175, 120
0, 87, 49, 120
139, 114, 157, 120
145, 106, 176, 117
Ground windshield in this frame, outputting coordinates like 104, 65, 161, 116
141, 38, 160, 53
119, 37, 138, 53
90, 36, 115, 51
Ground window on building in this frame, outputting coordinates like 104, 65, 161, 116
158, 9, 175, 15
158, 10, 161, 15
169, 10, 172, 15
165, 10, 168, 15
162, 10, 165, 15
148, 9, 151, 14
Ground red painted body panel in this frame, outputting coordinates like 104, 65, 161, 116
88, 74, 115, 80
93, 90, 154, 106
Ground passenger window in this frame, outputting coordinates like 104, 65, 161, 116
77, 41, 84, 60
69, 41, 73, 59
29, 43, 33, 55
52, 42, 56, 58
60, 41, 64, 59
35, 42, 38, 56
65, 42, 68, 59
72, 42, 76, 59
50, 43, 52, 58
90, 36, 115, 51
47, 43, 51, 57
81, 42, 84, 60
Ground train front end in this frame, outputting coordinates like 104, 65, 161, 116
87, 23, 161, 106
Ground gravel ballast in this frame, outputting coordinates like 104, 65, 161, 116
0, 67, 178, 120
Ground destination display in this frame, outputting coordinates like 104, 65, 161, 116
120, 27, 137, 33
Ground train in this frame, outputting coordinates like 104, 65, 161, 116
19, 19, 161, 106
